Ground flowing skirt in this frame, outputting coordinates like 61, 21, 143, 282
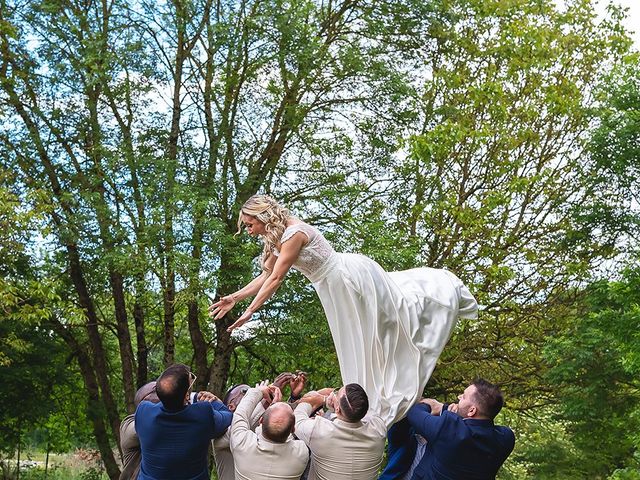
308, 253, 478, 427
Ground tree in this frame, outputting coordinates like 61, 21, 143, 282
0, 175, 80, 472
370, 0, 633, 405
543, 269, 640, 477
0, 0, 427, 475
0, 0, 636, 476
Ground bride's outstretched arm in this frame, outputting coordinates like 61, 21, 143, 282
209, 270, 270, 320
226, 232, 307, 331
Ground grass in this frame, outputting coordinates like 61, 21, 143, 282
1, 449, 109, 480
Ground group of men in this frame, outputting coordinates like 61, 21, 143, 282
120, 364, 515, 480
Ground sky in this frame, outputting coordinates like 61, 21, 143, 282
598, 0, 640, 47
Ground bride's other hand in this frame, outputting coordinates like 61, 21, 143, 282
226, 309, 253, 332
208, 295, 236, 319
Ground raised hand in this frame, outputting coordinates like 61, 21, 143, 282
420, 398, 444, 415
273, 372, 294, 392
226, 309, 253, 332
290, 371, 307, 398
196, 391, 219, 403
270, 386, 283, 403
208, 295, 236, 320
299, 391, 326, 410
256, 380, 283, 406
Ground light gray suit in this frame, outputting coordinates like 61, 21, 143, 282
213, 402, 266, 480
118, 414, 141, 480
231, 388, 309, 480
294, 403, 386, 480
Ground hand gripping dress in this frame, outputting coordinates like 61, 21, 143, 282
276, 223, 478, 426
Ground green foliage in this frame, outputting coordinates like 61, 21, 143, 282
19, 465, 108, 480
543, 268, 640, 477
0, 0, 638, 477
500, 408, 586, 479
586, 54, 640, 250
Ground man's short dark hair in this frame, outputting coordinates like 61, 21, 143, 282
340, 384, 369, 422
156, 364, 190, 411
261, 404, 294, 443
472, 378, 504, 419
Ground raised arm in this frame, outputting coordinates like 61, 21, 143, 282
229, 387, 263, 451
226, 232, 307, 331
208, 269, 270, 320
407, 401, 446, 442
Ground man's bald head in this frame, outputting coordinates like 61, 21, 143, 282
261, 402, 295, 443
223, 384, 250, 411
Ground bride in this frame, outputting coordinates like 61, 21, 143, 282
209, 194, 477, 425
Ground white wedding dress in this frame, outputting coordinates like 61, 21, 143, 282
276, 223, 478, 426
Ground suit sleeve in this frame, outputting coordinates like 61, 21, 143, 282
209, 400, 233, 439
293, 403, 317, 444
213, 429, 230, 450
499, 426, 516, 458
119, 414, 138, 451
407, 403, 445, 443
378, 417, 416, 480
230, 388, 263, 450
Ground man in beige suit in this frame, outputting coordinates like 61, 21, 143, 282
214, 373, 307, 480
213, 384, 262, 480
230, 383, 309, 480
294, 383, 386, 480
119, 382, 159, 480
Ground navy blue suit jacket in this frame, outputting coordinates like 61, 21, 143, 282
135, 400, 232, 480
407, 403, 515, 480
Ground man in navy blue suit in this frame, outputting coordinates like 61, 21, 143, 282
136, 364, 232, 480
379, 378, 515, 480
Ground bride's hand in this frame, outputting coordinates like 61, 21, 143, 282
226, 309, 253, 332
208, 295, 236, 319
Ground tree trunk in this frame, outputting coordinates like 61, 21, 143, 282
187, 212, 210, 386
67, 243, 122, 447
209, 321, 233, 395
134, 294, 148, 388
49, 319, 121, 480
85, 83, 137, 412
15, 416, 20, 480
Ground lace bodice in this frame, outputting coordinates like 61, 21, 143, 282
274, 223, 335, 279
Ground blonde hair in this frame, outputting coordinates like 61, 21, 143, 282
237, 195, 290, 271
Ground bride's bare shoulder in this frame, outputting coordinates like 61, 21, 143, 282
286, 218, 306, 227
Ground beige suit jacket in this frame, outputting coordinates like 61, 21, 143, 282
213, 401, 266, 480
294, 403, 386, 480
119, 414, 141, 480
230, 388, 309, 480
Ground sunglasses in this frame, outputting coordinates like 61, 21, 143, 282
188, 372, 197, 391
334, 387, 353, 411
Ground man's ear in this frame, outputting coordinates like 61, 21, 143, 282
228, 403, 236, 412
467, 405, 477, 418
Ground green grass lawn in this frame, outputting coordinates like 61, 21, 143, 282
2, 450, 109, 480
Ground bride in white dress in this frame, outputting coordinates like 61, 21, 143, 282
210, 195, 477, 426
